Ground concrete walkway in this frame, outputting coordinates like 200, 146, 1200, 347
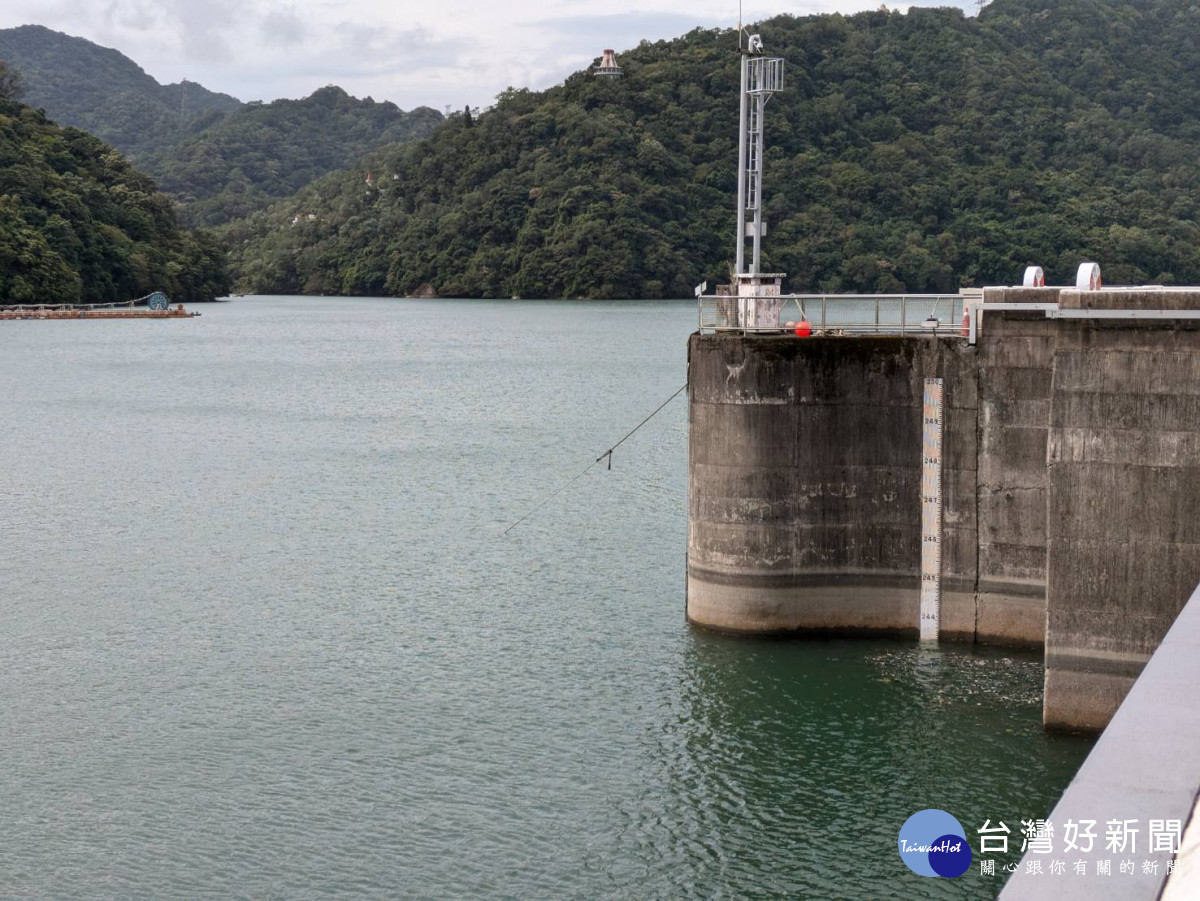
1001, 581, 1200, 898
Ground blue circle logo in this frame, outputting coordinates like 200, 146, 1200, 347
898, 809, 972, 878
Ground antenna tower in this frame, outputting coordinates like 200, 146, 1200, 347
734, 36, 784, 276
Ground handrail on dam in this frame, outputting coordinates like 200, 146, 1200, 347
701, 286, 1200, 342
697, 293, 970, 336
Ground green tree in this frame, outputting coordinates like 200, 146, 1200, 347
0, 98, 230, 303
0, 59, 22, 101
220, 1, 1200, 298
0, 27, 442, 225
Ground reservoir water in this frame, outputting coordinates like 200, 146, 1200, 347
0, 296, 1092, 898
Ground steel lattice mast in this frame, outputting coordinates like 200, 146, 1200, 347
734, 38, 784, 277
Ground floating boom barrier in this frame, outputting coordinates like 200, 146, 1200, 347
0, 291, 199, 320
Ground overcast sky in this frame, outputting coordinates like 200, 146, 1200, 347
1, 1, 975, 111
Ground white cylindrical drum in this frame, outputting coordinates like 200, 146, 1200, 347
1022, 266, 1045, 287
1076, 262, 1102, 291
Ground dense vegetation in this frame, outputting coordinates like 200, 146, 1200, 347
140, 88, 443, 226
0, 26, 442, 226
0, 25, 239, 158
223, 0, 1200, 298
0, 91, 229, 304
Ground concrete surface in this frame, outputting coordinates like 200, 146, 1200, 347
1043, 320, 1200, 730
975, 311, 1056, 645
686, 334, 985, 639
688, 305, 1200, 729
999, 581, 1200, 900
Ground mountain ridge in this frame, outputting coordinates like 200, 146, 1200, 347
0, 25, 443, 225
221, 0, 1200, 298
0, 24, 242, 152
141, 85, 443, 226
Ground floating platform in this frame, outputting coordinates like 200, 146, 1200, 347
0, 307, 198, 320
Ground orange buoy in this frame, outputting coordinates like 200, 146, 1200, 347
795, 320, 812, 337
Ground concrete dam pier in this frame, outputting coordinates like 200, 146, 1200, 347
687, 286, 1200, 731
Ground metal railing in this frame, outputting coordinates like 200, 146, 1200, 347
0, 292, 168, 312
0, 302, 137, 311
698, 293, 971, 336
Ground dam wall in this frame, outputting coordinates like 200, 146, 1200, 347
975, 306, 1057, 644
687, 295, 1200, 729
1043, 294, 1200, 730
687, 334, 982, 638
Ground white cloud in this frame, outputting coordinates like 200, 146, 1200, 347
0, 0, 973, 109
260, 8, 308, 48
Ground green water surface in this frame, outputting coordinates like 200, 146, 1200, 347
0, 296, 1092, 898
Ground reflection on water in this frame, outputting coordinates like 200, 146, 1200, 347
0, 297, 1090, 899
630, 635, 1088, 899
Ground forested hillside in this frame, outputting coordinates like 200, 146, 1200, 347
0, 26, 442, 225
223, 0, 1200, 298
140, 88, 443, 226
0, 25, 240, 158
0, 86, 229, 304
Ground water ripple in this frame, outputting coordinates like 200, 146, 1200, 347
0, 297, 1090, 899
